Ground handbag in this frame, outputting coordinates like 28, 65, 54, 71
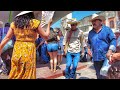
100, 56, 111, 76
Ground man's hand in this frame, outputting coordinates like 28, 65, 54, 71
81, 47, 85, 58
81, 52, 84, 58
87, 48, 92, 57
106, 49, 113, 59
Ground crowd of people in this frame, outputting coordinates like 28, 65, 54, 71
0, 11, 120, 79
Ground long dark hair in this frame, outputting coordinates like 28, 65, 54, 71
14, 12, 35, 29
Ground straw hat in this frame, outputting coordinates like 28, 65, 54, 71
89, 13, 105, 22
67, 18, 80, 24
15, 11, 33, 17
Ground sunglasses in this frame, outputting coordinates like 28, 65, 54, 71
92, 19, 102, 22
71, 24, 76, 26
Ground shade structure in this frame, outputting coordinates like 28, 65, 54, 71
13, 11, 72, 28
41, 11, 72, 29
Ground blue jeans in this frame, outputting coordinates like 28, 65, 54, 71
65, 52, 80, 79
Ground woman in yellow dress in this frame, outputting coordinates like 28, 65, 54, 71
0, 11, 52, 79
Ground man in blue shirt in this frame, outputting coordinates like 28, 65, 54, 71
87, 14, 116, 79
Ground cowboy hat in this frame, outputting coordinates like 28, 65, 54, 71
15, 11, 33, 17
89, 13, 105, 22
114, 30, 120, 34
67, 18, 80, 24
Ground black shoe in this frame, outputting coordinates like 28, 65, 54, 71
63, 70, 65, 76
57, 66, 61, 70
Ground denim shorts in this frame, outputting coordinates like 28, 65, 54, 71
47, 43, 58, 52
58, 49, 64, 55
58, 45, 64, 55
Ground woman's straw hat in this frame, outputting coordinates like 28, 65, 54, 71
15, 11, 33, 17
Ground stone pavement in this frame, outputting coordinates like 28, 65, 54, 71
36, 57, 89, 79
55, 61, 97, 79
0, 74, 8, 79
0, 57, 95, 79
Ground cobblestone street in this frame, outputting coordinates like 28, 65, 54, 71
55, 61, 96, 79
0, 57, 96, 79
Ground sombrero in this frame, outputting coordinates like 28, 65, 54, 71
67, 18, 80, 24
15, 11, 33, 17
89, 13, 105, 22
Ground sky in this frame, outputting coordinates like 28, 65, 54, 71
51, 11, 101, 28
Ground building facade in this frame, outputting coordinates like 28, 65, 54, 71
61, 13, 72, 36
78, 11, 119, 34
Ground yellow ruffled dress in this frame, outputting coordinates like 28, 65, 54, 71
8, 19, 40, 79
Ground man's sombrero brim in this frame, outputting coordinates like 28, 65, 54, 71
15, 11, 33, 18
89, 16, 105, 22
67, 21, 80, 24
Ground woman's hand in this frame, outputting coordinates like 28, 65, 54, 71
109, 53, 120, 64
0, 49, 2, 56
48, 18, 53, 25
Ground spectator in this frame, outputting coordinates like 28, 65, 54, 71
107, 61, 120, 79
56, 28, 64, 66
87, 14, 116, 79
47, 27, 59, 72
36, 35, 50, 64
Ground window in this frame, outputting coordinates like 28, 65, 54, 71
109, 20, 114, 28
108, 17, 115, 28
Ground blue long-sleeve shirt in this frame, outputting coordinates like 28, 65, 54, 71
88, 25, 116, 61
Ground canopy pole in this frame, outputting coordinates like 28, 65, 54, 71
8, 11, 12, 23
